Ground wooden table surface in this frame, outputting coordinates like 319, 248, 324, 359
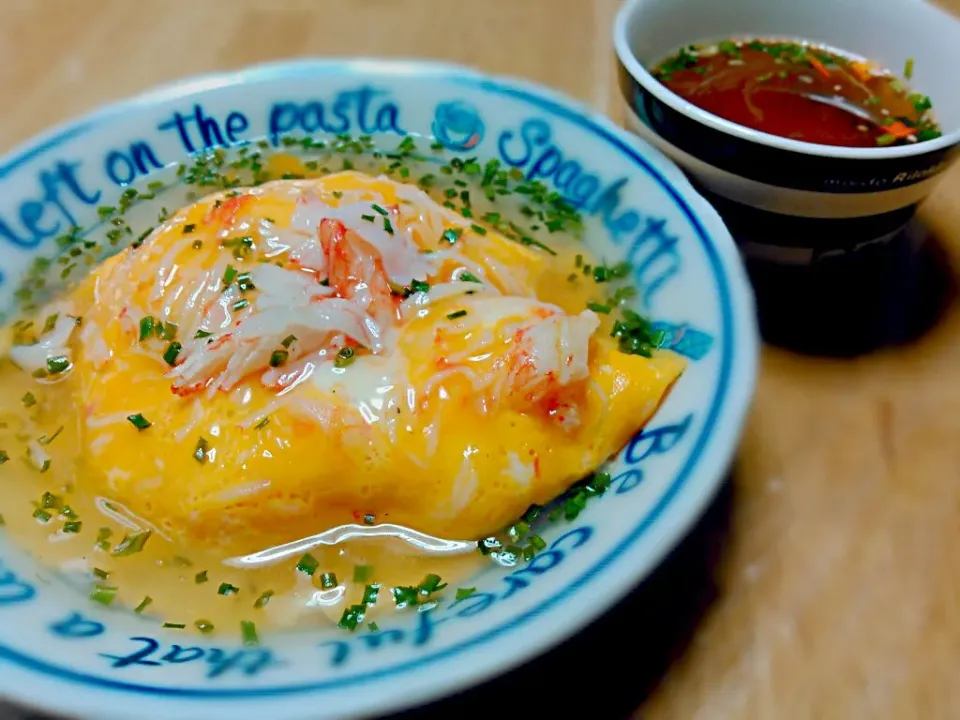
3, 2, 960, 719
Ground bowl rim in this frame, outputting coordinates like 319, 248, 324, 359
0, 57, 759, 720
612, 0, 960, 161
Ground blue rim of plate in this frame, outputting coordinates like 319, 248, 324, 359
0, 61, 742, 700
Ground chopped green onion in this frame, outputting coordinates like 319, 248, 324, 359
368, 621, 380, 632
361, 214, 375, 222
587, 302, 612, 314
182, 223, 196, 234
269, 349, 288, 367
446, 310, 467, 320
904, 57, 915, 80
410, 279, 430, 294
112, 530, 152, 557
441, 228, 462, 244
455, 587, 476, 601
338, 604, 365, 631
362, 584, 380, 605
254, 590, 274, 609
134, 596, 153, 613
163, 623, 186, 630
371, 203, 388, 216
232, 299, 249, 311
460, 272, 481, 283
353, 565, 373, 583
33, 508, 52, 523
240, 620, 259, 645
320, 572, 338, 589
127, 413, 151, 431
0, 451, 8, 465
383, 218, 394, 235
90, 585, 118, 605
195, 570, 209, 584
38, 426, 63, 445
63, 521, 82, 534
194, 437, 209, 464
876, 133, 897, 146
194, 329, 212, 339
223, 265, 238, 286
470, 223, 487, 236
92, 568, 110, 580
334, 347, 356, 368
296, 553, 319, 576
281, 334, 297, 348
139, 316, 155, 341
254, 416, 270, 430
158, 322, 178, 341
162, 341, 182, 366
218, 583, 239, 596
46, 356, 70, 374
21, 392, 36, 407
195, 620, 215, 634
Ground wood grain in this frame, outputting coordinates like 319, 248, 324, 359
2, 2, 959, 719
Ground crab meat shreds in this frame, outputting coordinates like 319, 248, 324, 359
169, 297, 377, 394
504, 309, 600, 405
9, 309, 78, 375
318, 218, 396, 325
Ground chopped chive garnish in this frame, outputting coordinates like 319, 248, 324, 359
446, 310, 467, 320
362, 584, 380, 605
904, 57, 915, 80
410, 279, 430, 294
158, 321, 178, 341
441, 228, 462, 244
254, 416, 270, 430
459, 272, 481, 283
112, 530, 152, 557
586, 302, 611, 314
338, 604, 365, 631
232, 299, 249, 311
470, 223, 487, 236
41, 491, 61, 509
296, 553, 319, 576
368, 621, 380, 632
92, 568, 110, 580
21, 392, 36, 407
254, 590, 274, 609
194, 329, 212, 339
195, 570, 209, 584
96, 527, 113, 550
320, 572, 338, 589
223, 265, 238, 285
163, 623, 186, 630
353, 565, 373, 583
139, 316, 155, 341
269, 349, 288, 367
33, 508, 51, 523
134, 596, 153, 613
876, 133, 897, 146
383, 217, 394, 235
334, 347, 356, 368
218, 583, 239, 596
46, 356, 70, 374
240, 620, 259, 645
63, 521, 82, 534
371, 203, 388, 216
419, 574, 447, 593
281, 334, 297, 348
90, 585, 118, 605
0, 451, 8, 465
361, 214, 375, 222
195, 620, 215, 634
455, 587, 476, 601
194, 436, 209, 464
182, 223, 196, 234
38, 426, 63, 445
162, 341, 182, 366
127, 413, 151, 431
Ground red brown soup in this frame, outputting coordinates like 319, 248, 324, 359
651, 39, 940, 148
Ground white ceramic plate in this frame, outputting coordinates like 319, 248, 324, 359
0, 60, 757, 720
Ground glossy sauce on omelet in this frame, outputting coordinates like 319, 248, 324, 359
0, 153, 683, 637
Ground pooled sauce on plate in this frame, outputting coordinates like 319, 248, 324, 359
0, 138, 683, 639
652, 39, 941, 148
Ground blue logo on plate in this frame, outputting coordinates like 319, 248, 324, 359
432, 101, 484, 151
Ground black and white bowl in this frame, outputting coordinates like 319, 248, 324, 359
613, 0, 960, 266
